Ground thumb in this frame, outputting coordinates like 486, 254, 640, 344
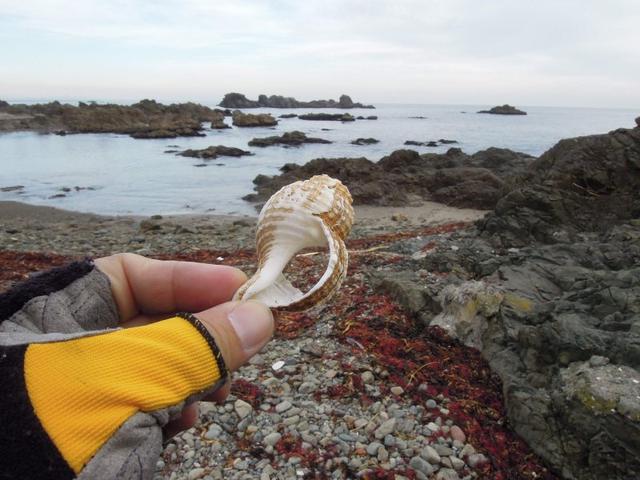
194, 300, 274, 372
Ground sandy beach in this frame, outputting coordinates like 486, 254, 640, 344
0, 200, 488, 256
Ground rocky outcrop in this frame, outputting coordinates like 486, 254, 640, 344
248, 131, 331, 147
372, 120, 640, 479
0, 100, 9, 109
478, 104, 527, 115
231, 111, 278, 127
279, 113, 298, 119
405, 139, 459, 147
219, 92, 374, 109
0, 99, 224, 138
298, 113, 355, 122
351, 138, 379, 145
243, 147, 532, 208
478, 125, 640, 247
177, 146, 252, 159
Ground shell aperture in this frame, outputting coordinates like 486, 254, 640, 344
233, 175, 354, 311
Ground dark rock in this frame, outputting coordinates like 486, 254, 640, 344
298, 113, 355, 122
1, 185, 24, 192
48, 193, 66, 199
248, 131, 331, 147
219, 93, 260, 108
279, 113, 298, 118
211, 118, 230, 129
478, 121, 640, 247
231, 111, 278, 127
366, 116, 378, 120
426, 141, 438, 147
404, 140, 425, 146
178, 145, 252, 159
409, 116, 427, 119
478, 104, 527, 115
0, 99, 225, 138
351, 138, 379, 146
439, 139, 458, 144
219, 92, 374, 109
244, 146, 531, 209
0, 100, 9, 109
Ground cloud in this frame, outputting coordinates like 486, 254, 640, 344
0, 0, 638, 107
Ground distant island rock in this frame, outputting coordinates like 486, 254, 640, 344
177, 145, 253, 159
231, 110, 278, 127
0, 99, 224, 138
219, 93, 374, 109
248, 131, 331, 147
477, 104, 527, 115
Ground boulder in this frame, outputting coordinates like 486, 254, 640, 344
177, 145, 252, 159
477, 104, 527, 115
231, 111, 278, 127
479, 121, 640, 247
248, 131, 331, 147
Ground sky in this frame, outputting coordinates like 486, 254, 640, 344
0, 0, 639, 108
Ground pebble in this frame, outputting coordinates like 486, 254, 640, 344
204, 424, 223, 440
366, 442, 383, 455
468, 453, 488, 468
420, 445, 441, 464
187, 468, 205, 480
374, 418, 397, 439
275, 400, 292, 413
263, 432, 282, 446
233, 399, 252, 419
436, 468, 460, 480
409, 456, 434, 475
450, 425, 466, 442
390, 386, 404, 395
426, 399, 437, 409
361, 371, 375, 383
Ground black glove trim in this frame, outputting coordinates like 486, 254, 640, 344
0, 258, 94, 322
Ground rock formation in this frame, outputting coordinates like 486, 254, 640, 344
177, 146, 253, 159
248, 131, 331, 147
231, 111, 278, 127
298, 113, 356, 122
371, 120, 640, 479
0, 99, 224, 138
219, 93, 374, 109
477, 104, 527, 115
243, 147, 532, 209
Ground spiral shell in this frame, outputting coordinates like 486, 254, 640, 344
233, 174, 354, 311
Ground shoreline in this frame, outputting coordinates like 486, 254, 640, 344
0, 200, 488, 256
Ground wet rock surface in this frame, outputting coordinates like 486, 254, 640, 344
0, 99, 223, 138
248, 131, 331, 147
351, 138, 380, 146
244, 147, 532, 209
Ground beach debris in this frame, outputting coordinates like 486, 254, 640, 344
233, 175, 354, 310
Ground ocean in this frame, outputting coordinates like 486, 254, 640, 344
0, 104, 637, 216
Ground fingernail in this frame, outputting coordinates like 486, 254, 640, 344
228, 301, 274, 355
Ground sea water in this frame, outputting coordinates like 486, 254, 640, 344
0, 104, 636, 216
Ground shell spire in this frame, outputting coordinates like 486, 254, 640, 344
233, 175, 354, 311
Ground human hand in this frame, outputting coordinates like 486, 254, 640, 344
0, 254, 273, 479
95, 253, 274, 438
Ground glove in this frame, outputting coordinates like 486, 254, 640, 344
0, 255, 273, 480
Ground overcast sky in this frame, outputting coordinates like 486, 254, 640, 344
1, 0, 638, 108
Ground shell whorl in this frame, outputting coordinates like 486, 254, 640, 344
233, 175, 354, 311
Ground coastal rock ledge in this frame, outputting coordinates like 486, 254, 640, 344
219, 92, 374, 109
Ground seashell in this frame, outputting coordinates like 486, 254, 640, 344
233, 174, 354, 311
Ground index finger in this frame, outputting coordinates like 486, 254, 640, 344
95, 253, 247, 322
